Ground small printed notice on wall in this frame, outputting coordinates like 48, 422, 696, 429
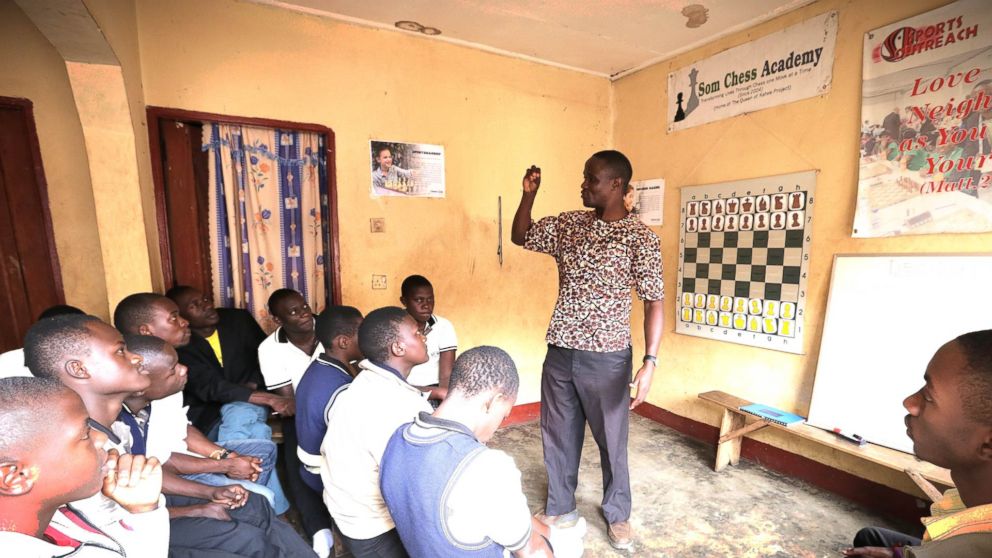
853, 0, 992, 237
370, 140, 445, 198
628, 178, 665, 226
667, 11, 837, 133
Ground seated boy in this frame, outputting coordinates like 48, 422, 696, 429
296, 305, 364, 492
257, 289, 334, 555
844, 329, 992, 558
0, 376, 167, 557
114, 292, 289, 513
400, 275, 456, 400
23, 315, 170, 556
321, 307, 433, 558
121, 334, 280, 509
162, 287, 292, 441
380, 346, 586, 558
258, 288, 323, 393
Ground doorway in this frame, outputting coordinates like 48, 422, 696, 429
148, 107, 341, 308
0, 97, 64, 351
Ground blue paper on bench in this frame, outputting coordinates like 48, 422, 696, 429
739, 403, 805, 427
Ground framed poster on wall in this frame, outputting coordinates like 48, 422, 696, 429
853, 0, 992, 237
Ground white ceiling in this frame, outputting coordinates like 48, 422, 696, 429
248, 0, 817, 79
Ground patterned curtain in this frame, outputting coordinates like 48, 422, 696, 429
204, 123, 329, 331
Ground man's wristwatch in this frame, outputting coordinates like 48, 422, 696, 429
643, 355, 658, 364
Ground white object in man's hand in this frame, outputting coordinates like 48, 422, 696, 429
548, 516, 587, 558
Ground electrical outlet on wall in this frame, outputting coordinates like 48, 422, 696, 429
370, 218, 385, 233
371, 274, 387, 290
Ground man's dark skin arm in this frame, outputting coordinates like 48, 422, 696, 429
160, 470, 247, 506
630, 299, 664, 410
160, 470, 248, 521
163, 452, 260, 481
438, 350, 456, 390
184, 424, 226, 457
266, 385, 296, 416
168, 502, 234, 521
511, 166, 541, 246
182, 424, 262, 480
248, 390, 295, 415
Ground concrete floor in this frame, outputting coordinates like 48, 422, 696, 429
488, 414, 915, 558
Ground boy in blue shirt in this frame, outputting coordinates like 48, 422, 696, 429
296, 305, 364, 492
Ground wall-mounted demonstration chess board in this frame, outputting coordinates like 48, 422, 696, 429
676, 171, 816, 354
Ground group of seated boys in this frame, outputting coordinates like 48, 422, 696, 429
0, 274, 586, 558
0, 272, 989, 557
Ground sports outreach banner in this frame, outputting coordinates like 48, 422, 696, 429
853, 0, 992, 237
667, 11, 837, 133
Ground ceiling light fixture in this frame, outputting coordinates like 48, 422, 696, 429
682, 4, 709, 28
394, 20, 442, 36
395, 20, 423, 32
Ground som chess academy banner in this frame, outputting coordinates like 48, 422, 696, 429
853, 0, 992, 237
667, 11, 837, 133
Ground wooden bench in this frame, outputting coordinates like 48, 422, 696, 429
698, 390, 952, 501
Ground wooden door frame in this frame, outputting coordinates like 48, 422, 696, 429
0, 96, 65, 303
147, 106, 342, 305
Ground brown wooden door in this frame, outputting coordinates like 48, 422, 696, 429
0, 98, 63, 351
158, 119, 212, 295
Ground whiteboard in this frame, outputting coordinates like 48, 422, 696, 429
807, 254, 992, 454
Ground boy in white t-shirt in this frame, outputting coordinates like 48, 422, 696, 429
258, 288, 335, 557
400, 275, 456, 401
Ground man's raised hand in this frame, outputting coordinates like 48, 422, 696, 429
522, 165, 541, 194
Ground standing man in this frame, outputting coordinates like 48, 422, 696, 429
511, 150, 664, 550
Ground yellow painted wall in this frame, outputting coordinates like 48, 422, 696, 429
0, 0, 110, 319
613, 0, 992, 495
133, 0, 611, 403
84, 0, 163, 294
65, 61, 153, 315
